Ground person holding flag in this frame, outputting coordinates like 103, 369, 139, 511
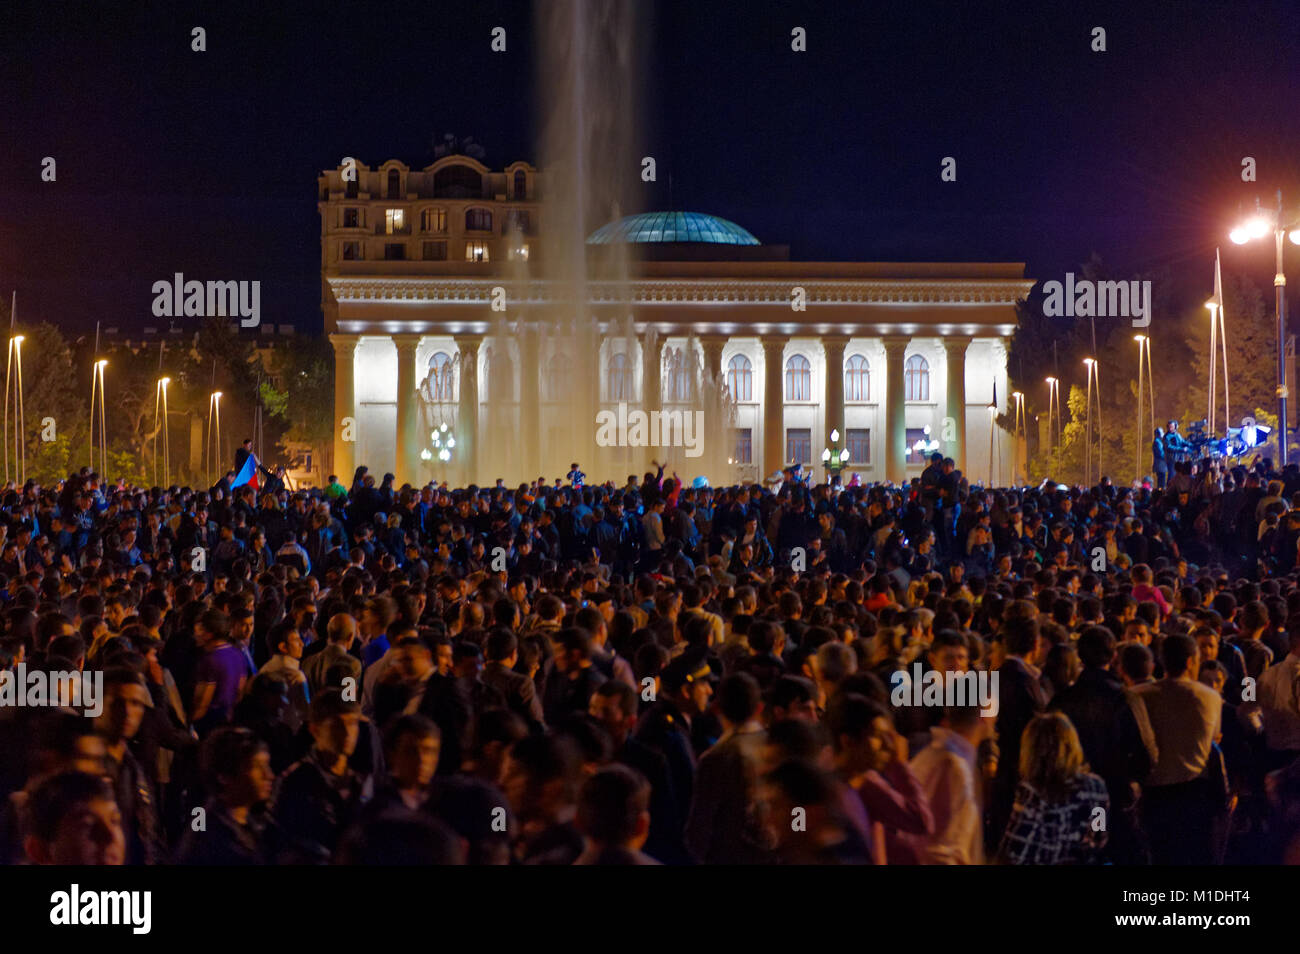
233, 439, 274, 491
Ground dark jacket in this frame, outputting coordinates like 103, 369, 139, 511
483, 661, 546, 731
1051, 666, 1152, 808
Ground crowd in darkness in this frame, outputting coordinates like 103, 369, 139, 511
2, 442, 1300, 865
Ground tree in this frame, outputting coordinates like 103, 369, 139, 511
262, 337, 334, 475
10, 322, 89, 485
1180, 271, 1276, 443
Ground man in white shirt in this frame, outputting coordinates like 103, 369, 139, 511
1134, 633, 1222, 864
908, 704, 990, 864
1257, 629, 1300, 770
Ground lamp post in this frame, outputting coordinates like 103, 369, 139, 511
207, 391, 223, 484
1045, 376, 1061, 474
1230, 191, 1299, 466
430, 422, 456, 466
90, 359, 108, 476
1011, 391, 1026, 484
821, 428, 850, 483
1083, 358, 1100, 485
1134, 335, 1150, 484
4, 334, 25, 486
987, 403, 999, 485
154, 377, 171, 487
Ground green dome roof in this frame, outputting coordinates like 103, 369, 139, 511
587, 211, 760, 245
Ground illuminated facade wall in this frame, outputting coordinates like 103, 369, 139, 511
320, 159, 1032, 487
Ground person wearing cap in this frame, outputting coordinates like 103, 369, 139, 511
95, 667, 163, 865
652, 648, 716, 757
272, 688, 363, 863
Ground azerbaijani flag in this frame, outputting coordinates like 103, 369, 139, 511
232, 452, 260, 490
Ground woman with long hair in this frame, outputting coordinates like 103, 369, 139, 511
997, 712, 1109, 864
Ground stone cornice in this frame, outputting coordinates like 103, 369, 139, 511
324, 276, 1033, 306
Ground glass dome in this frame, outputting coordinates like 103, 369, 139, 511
587, 211, 760, 245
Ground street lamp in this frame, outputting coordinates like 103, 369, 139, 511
1083, 358, 1101, 485
90, 359, 108, 476
153, 376, 172, 487
4, 334, 25, 485
1011, 391, 1027, 484
1203, 299, 1229, 437
1045, 376, 1061, 471
431, 425, 455, 464
207, 391, 224, 483
822, 428, 848, 482
1230, 191, 1299, 465
1133, 335, 1155, 485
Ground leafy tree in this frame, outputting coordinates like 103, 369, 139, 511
262, 336, 334, 476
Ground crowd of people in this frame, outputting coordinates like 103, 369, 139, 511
2, 442, 1300, 865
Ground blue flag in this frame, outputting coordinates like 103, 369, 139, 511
232, 451, 259, 489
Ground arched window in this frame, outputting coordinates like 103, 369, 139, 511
513, 170, 527, 199
465, 208, 493, 232
607, 352, 632, 401
433, 163, 483, 198
845, 354, 871, 401
425, 351, 455, 402
905, 355, 930, 402
726, 354, 753, 402
386, 169, 401, 199
666, 347, 693, 403
785, 354, 811, 402
545, 353, 569, 401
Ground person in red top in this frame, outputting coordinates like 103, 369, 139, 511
1129, 564, 1170, 617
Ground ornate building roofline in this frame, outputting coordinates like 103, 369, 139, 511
325, 276, 1034, 306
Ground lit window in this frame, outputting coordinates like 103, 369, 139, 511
846, 428, 870, 464
905, 355, 930, 402
666, 347, 693, 402
425, 352, 455, 401
607, 353, 632, 401
465, 242, 490, 262
845, 354, 871, 401
786, 428, 812, 465
421, 208, 446, 232
735, 428, 752, 464
785, 354, 811, 401
508, 243, 529, 261
385, 209, 405, 234
726, 354, 753, 402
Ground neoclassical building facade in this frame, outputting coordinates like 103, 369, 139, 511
319, 159, 1033, 487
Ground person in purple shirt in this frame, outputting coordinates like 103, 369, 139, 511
192, 608, 249, 734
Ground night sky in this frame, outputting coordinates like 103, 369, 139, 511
2, 0, 1299, 334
